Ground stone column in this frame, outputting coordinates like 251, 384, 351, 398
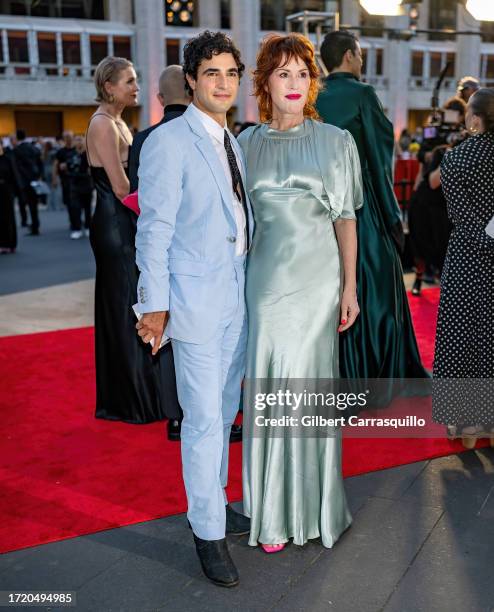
198, 0, 221, 29
339, 0, 360, 29
231, 0, 260, 122
384, 15, 411, 137
56, 31, 63, 77
135, 0, 165, 128
27, 29, 38, 77
106, 0, 133, 23
416, 0, 429, 37
80, 32, 91, 79
455, 5, 481, 83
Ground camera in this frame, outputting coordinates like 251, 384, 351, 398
422, 108, 468, 149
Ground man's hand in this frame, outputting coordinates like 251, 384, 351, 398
338, 288, 360, 333
136, 311, 169, 356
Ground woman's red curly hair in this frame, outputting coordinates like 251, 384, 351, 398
253, 33, 321, 123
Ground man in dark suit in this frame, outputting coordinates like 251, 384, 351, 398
129, 65, 190, 440
13, 129, 43, 235
129, 65, 191, 193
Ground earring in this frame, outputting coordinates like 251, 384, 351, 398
108, 94, 115, 104
469, 125, 478, 134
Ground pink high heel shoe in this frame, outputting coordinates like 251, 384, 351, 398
261, 543, 286, 553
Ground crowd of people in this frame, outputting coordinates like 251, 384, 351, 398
0, 128, 103, 252
2, 25, 493, 589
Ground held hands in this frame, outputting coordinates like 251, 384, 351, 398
136, 311, 169, 356
338, 288, 360, 333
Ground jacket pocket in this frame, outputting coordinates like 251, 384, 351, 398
168, 258, 206, 276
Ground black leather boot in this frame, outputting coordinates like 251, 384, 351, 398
193, 534, 239, 587
225, 504, 250, 535
411, 277, 422, 296
229, 424, 242, 443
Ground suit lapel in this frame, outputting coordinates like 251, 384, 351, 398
183, 107, 236, 228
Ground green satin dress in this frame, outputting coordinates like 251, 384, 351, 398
238, 119, 362, 548
316, 73, 429, 384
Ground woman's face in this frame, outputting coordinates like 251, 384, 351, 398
465, 95, 483, 134
267, 55, 310, 120
106, 66, 139, 107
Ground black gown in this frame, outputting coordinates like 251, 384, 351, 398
0, 153, 18, 251
89, 165, 181, 423
408, 147, 451, 272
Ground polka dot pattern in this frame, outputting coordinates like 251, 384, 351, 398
432, 132, 494, 426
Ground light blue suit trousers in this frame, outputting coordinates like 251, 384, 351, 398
172, 262, 247, 540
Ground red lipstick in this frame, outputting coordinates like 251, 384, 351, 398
285, 94, 302, 100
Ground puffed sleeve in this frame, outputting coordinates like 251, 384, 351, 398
332, 129, 364, 221
314, 123, 363, 222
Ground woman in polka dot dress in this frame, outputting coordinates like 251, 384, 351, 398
432, 88, 494, 449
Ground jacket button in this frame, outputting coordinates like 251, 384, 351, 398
227, 236, 236, 243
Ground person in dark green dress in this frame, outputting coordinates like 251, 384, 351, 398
316, 30, 429, 386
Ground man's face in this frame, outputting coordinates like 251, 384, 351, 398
63, 131, 74, 147
349, 42, 363, 79
462, 86, 478, 102
186, 53, 240, 119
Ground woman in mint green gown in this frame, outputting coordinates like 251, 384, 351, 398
238, 34, 363, 551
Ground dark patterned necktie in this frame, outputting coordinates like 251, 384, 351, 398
224, 130, 250, 250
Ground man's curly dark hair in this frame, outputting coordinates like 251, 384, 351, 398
182, 30, 245, 95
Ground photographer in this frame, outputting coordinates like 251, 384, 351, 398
408, 97, 465, 294
457, 75, 480, 104
432, 88, 494, 448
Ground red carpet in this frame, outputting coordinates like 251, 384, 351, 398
0, 286, 482, 553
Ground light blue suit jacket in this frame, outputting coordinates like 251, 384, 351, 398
135, 104, 254, 345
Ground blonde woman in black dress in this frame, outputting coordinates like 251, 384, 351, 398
86, 57, 179, 424
432, 88, 494, 448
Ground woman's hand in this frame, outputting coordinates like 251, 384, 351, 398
338, 288, 360, 333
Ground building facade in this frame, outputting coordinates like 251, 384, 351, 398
1, 0, 493, 137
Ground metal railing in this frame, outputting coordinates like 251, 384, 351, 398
0, 62, 89, 78
408, 76, 456, 90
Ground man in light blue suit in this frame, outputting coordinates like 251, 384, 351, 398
135, 31, 254, 588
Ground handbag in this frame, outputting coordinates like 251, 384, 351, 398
122, 190, 140, 215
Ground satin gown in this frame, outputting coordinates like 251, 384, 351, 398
238, 120, 362, 547
89, 166, 181, 423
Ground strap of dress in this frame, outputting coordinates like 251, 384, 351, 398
85, 112, 131, 167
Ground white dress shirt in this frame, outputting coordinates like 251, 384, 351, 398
189, 103, 247, 256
